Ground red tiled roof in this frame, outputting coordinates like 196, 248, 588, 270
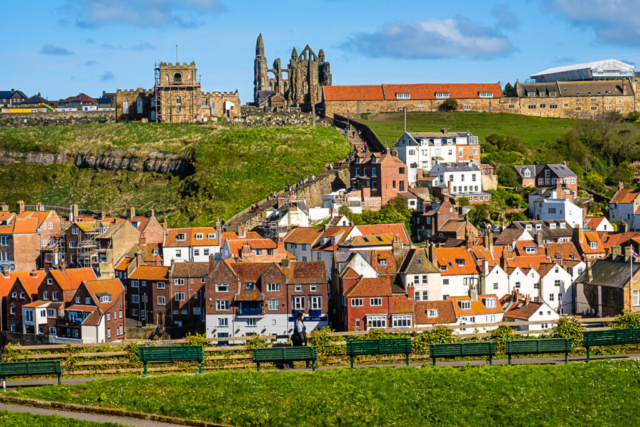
449, 295, 503, 316
584, 216, 605, 229
283, 227, 323, 245
83, 278, 125, 312
578, 232, 605, 254
23, 300, 49, 308
389, 294, 414, 314
344, 277, 392, 298
165, 227, 218, 247
611, 188, 640, 204
0, 218, 39, 234
544, 242, 580, 261
115, 257, 134, 271
506, 255, 549, 272
66, 305, 97, 313
50, 268, 97, 291
324, 85, 385, 101
414, 300, 457, 325
61, 93, 98, 104
514, 240, 544, 257
281, 262, 326, 283
129, 266, 169, 281
0, 270, 46, 297
435, 247, 478, 276
356, 223, 411, 246
220, 231, 261, 248
500, 294, 545, 321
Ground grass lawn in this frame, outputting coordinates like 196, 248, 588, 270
0, 124, 350, 226
12, 359, 640, 426
0, 411, 122, 426
362, 111, 580, 147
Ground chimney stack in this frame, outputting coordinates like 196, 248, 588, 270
238, 223, 246, 239
619, 182, 624, 192
99, 209, 106, 220
281, 258, 291, 269
139, 232, 147, 246
392, 234, 403, 254
612, 245, 622, 258
536, 231, 543, 247
126, 205, 135, 221
60, 261, 67, 273
625, 246, 632, 262
136, 250, 143, 267
469, 284, 478, 301
0, 202, 8, 212
162, 218, 168, 232
573, 224, 584, 244
208, 253, 215, 273
71, 203, 79, 223
17, 200, 25, 214
622, 220, 630, 234
429, 242, 437, 264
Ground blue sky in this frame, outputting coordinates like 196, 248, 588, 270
3, 0, 640, 101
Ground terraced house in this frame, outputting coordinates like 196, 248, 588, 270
163, 226, 220, 265
206, 259, 327, 340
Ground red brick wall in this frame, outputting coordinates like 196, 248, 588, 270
104, 293, 125, 342
344, 295, 390, 331
5, 282, 33, 331
380, 159, 409, 205
12, 234, 41, 271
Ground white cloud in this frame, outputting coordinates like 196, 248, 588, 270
341, 17, 514, 59
548, 0, 640, 45
62, 0, 224, 28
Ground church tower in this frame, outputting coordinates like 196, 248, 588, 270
254, 34, 269, 105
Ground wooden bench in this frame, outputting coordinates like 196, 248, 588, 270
505, 338, 572, 365
429, 342, 497, 366
252, 346, 318, 371
346, 338, 412, 369
0, 361, 63, 391
583, 328, 640, 362
138, 346, 204, 377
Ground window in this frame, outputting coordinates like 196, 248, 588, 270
216, 300, 230, 310
157, 282, 165, 289
49, 327, 57, 335
508, 104, 515, 109
549, 294, 555, 301
370, 298, 382, 306
310, 296, 322, 310
634, 290, 640, 306
396, 93, 410, 100
368, 316, 387, 328
136, 97, 143, 114
463, 105, 471, 111
351, 298, 363, 307
175, 279, 184, 286
132, 295, 139, 304
132, 309, 138, 316
119, 310, 123, 319
555, 280, 562, 287
218, 318, 228, 327
85, 297, 91, 305
435, 92, 450, 99
267, 283, 280, 292
515, 282, 521, 289
493, 283, 499, 290
216, 283, 229, 292
175, 292, 185, 301
43, 291, 49, 300
483, 298, 496, 308
268, 299, 279, 310
293, 296, 305, 310
107, 313, 111, 321
157, 296, 166, 305
123, 98, 129, 114
69, 241, 76, 248
245, 318, 257, 327
443, 279, 449, 285
75, 296, 80, 304
295, 284, 302, 292
10, 306, 15, 314
392, 315, 411, 328
590, 242, 597, 249
132, 280, 139, 288
194, 249, 200, 257
176, 96, 182, 112
413, 275, 420, 285
427, 309, 438, 318
355, 318, 360, 328
459, 301, 471, 310
414, 291, 420, 301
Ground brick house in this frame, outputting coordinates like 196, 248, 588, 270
126, 206, 165, 244
412, 199, 459, 242
221, 238, 295, 263
206, 259, 327, 340
55, 279, 125, 343
125, 265, 170, 325
341, 272, 414, 331
168, 262, 209, 325
3, 270, 46, 332
350, 149, 409, 205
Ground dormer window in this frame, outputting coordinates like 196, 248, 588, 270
525, 247, 536, 254
195, 233, 204, 240
208, 233, 215, 240
549, 223, 556, 229
436, 92, 450, 99
560, 223, 566, 229
483, 298, 496, 308
536, 224, 542, 230
427, 309, 438, 317
455, 258, 465, 267
590, 242, 597, 249
479, 92, 493, 98
176, 233, 186, 241
523, 169, 530, 178
101, 295, 111, 303
371, 157, 376, 164
526, 225, 532, 230
396, 93, 410, 100
459, 301, 471, 310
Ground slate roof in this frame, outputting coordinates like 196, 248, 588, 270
578, 255, 640, 288
397, 248, 439, 275
0, 90, 27, 99
434, 162, 481, 173
513, 220, 572, 239
171, 262, 209, 278
22, 95, 49, 104
494, 228, 529, 246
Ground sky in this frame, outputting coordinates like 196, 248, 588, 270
3, 0, 640, 102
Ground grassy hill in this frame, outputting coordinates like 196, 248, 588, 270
13, 360, 640, 426
362, 111, 581, 147
0, 123, 350, 226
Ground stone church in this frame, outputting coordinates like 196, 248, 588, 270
254, 34, 332, 111
115, 61, 240, 123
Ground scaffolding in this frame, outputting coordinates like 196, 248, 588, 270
77, 224, 100, 268
154, 62, 202, 123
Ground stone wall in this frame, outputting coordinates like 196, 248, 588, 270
236, 107, 320, 127
0, 110, 115, 128
0, 149, 191, 174
324, 94, 638, 120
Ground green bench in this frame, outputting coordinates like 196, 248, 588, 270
429, 342, 497, 366
583, 328, 640, 362
346, 338, 412, 369
505, 338, 572, 365
138, 346, 204, 377
0, 360, 63, 391
252, 346, 318, 371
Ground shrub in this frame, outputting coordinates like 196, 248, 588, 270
626, 111, 640, 123
612, 313, 640, 329
440, 99, 458, 112
309, 327, 343, 356
184, 332, 208, 347
245, 335, 269, 349
552, 317, 583, 346
490, 325, 518, 352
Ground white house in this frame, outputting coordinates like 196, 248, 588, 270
529, 187, 583, 228
394, 130, 480, 184
449, 292, 505, 333
609, 184, 640, 225
433, 247, 480, 298
583, 216, 613, 232
163, 227, 220, 266
430, 162, 482, 193
396, 248, 442, 302
481, 263, 511, 300
537, 262, 574, 314
506, 265, 542, 301
501, 292, 560, 333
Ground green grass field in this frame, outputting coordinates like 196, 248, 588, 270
12, 360, 640, 426
0, 411, 122, 426
0, 124, 350, 226
362, 111, 580, 147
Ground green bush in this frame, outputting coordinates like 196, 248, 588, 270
552, 317, 583, 346
440, 99, 458, 112
490, 325, 518, 352
612, 313, 640, 329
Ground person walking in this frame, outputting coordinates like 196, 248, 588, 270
291, 311, 312, 369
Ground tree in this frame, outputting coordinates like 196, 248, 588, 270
606, 161, 635, 187
626, 111, 640, 123
440, 99, 458, 112
502, 82, 517, 97
583, 172, 605, 193
468, 204, 491, 226
457, 197, 470, 207
498, 166, 518, 188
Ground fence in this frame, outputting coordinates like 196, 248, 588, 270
2, 317, 625, 376
333, 114, 386, 153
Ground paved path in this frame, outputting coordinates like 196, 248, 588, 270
0, 402, 186, 426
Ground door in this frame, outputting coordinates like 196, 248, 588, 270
217, 332, 229, 347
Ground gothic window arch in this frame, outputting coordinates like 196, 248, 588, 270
151, 96, 156, 107
174, 73, 182, 84
123, 98, 129, 114
136, 97, 143, 114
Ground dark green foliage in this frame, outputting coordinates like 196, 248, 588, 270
350, 198, 413, 235
440, 99, 459, 112
552, 317, 583, 347
497, 166, 518, 187
14, 361, 640, 426
0, 411, 120, 426
490, 325, 518, 352
626, 111, 640, 123
502, 82, 518, 97
457, 197, 470, 207
612, 313, 640, 329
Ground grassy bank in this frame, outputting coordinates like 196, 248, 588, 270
362, 111, 580, 147
12, 360, 640, 426
0, 411, 122, 426
0, 124, 350, 226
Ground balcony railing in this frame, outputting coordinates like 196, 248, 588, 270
238, 306, 263, 316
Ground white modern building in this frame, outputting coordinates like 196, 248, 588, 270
529, 188, 583, 228
394, 130, 480, 184
531, 59, 636, 83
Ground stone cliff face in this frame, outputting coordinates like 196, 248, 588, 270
0, 149, 189, 174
